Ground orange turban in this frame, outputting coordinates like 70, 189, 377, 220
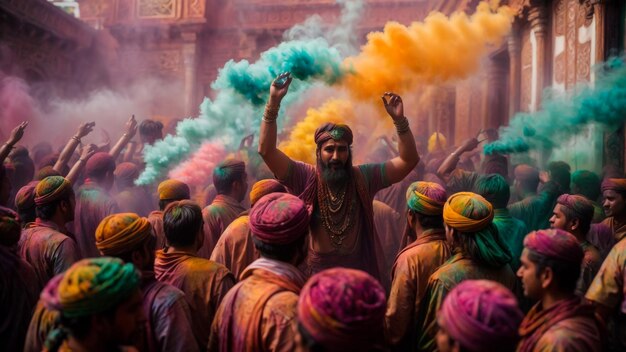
157, 179, 190, 201
249, 179, 287, 206
95, 213, 152, 255
601, 178, 626, 193
443, 192, 494, 232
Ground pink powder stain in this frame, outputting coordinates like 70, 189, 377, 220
169, 142, 226, 187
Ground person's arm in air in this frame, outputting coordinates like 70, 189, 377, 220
0, 121, 28, 163
436, 137, 479, 181
109, 115, 138, 160
381, 93, 419, 184
54, 122, 95, 174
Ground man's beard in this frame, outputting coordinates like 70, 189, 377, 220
319, 159, 350, 188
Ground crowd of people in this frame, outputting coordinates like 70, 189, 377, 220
1, 73, 625, 352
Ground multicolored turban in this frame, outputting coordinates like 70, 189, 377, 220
443, 192, 494, 232
40, 257, 140, 318
298, 268, 386, 350
249, 193, 309, 245
35, 176, 72, 206
427, 132, 447, 154
314, 123, 354, 147
556, 194, 594, 222
406, 181, 447, 215
85, 152, 115, 178
438, 280, 523, 352
15, 181, 39, 211
35, 166, 61, 181
114, 162, 139, 188
95, 213, 152, 256
601, 178, 626, 193
249, 179, 286, 206
158, 179, 190, 201
523, 229, 583, 264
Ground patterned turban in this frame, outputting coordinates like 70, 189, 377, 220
40, 257, 140, 318
114, 162, 139, 187
523, 229, 583, 264
95, 213, 152, 256
427, 132, 447, 154
601, 178, 626, 193
249, 179, 286, 206
406, 181, 447, 215
15, 181, 39, 211
35, 166, 61, 181
158, 179, 190, 201
443, 192, 494, 232
35, 176, 72, 206
85, 152, 115, 178
556, 194, 594, 222
314, 123, 354, 146
249, 192, 309, 245
438, 280, 523, 352
298, 268, 386, 350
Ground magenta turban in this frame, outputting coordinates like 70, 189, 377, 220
523, 229, 583, 264
114, 162, 139, 187
298, 268, 386, 351
85, 152, 115, 178
438, 280, 523, 352
249, 192, 309, 245
601, 178, 626, 192
556, 194, 594, 221
314, 123, 354, 146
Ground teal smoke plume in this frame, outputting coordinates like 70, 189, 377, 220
485, 57, 626, 156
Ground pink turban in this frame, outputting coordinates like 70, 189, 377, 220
298, 268, 386, 350
15, 181, 39, 211
556, 194, 594, 221
249, 192, 309, 245
114, 162, 139, 187
314, 123, 354, 146
85, 152, 115, 178
523, 229, 583, 264
601, 178, 626, 192
438, 280, 523, 352
249, 179, 286, 206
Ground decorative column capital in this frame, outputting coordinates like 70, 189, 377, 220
528, 5, 548, 34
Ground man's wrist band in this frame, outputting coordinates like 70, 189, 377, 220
394, 116, 410, 134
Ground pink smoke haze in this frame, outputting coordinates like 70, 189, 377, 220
0, 75, 38, 141
169, 141, 227, 187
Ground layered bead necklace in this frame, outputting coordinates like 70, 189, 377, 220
317, 174, 356, 248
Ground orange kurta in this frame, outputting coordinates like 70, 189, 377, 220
208, 258, 304, 352
385, 229, 451, 349
154, 249, 236, 349
210, 214, 258, 280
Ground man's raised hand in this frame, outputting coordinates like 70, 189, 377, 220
76, 122, 96, 139
8, 121, 28, 145
269, 72, 292, 104
382, 92, 404, 121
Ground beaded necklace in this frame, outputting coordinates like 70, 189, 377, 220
317, 173, 356, 248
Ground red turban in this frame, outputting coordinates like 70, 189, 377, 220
35, 176, 72, 206
601, 178, 626, 193
249, 192, 309, 245
114, 162, 139, 187
15, 181, 39, 211
298, 268, 386, 350
523, 229, 583, 264
314, 123, 354, 146
85, 152, 115, 178
157, 179, 190, 201
249, 179, 286, 206
438, 280, 523, 352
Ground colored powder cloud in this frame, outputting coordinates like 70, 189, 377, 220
168, 141, 226, 187
484, 57, 626, 156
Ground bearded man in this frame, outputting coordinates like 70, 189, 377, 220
258, 72, 419, 283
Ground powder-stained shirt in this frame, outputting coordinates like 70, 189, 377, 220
74, 181, 119, 258
385, 229, 451, 350
576, 241, 602, 297
18, 219, 80, 288
210, 214, 258, 280
154, 249, 236, 349
200, 194, 246, 259
493, 208, 529, 272
416, 253, 519, 352
148, 210, 166, 250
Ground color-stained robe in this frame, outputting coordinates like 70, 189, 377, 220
200, 194, 246, 259
416, 253, 518, 352
154, 249, 236, 349
0, 247, 39, 352
18, 218, 80, 288
210, 214, 258, 280
74, 181, 119, 258
208, 258, 304, 352
385, 229, 451, 349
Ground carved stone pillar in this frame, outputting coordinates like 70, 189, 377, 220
182, 31, 198, 117
483, 55, 509, 129
508, 21, 521, 118
528, 4, 548, 109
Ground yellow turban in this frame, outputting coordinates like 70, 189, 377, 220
428, 132, 447, 154
443, 192, 494, 232
95, 213, 152, 256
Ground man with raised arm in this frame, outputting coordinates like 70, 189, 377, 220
258, 72, 419, 283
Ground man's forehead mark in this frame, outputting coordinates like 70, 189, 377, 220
329, 128, 344, 140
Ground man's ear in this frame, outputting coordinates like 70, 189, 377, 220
540, 267, 554, 289
570, 217, 580, 232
